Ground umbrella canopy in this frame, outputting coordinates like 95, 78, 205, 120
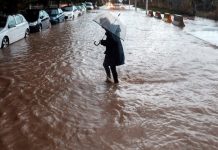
93, 12, 126, 40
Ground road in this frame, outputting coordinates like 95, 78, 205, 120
0, 7, 218, 150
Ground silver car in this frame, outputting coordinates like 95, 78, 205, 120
85, 2, 94, 10
0, 14, 29, 48
62, 6, 79, 20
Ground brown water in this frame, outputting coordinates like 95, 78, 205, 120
0, 8, 218, 150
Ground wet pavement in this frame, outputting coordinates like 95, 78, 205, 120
0, 7, 218, 150
184, 17, 218, 47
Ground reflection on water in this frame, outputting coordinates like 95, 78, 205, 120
0, 8, 218, 150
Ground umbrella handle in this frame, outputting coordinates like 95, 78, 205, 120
94, 41, 100, 46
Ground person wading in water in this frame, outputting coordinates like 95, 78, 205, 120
100, 27, 125, 84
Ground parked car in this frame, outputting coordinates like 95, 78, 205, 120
23, 9, 50, 32
77, 5, 86, 15
62, 6, 79, 20
85, 2, 94, 10
81, 3, 86, 7
46, 8, 65, 24
76, 6, 83, 16
80, 4, 87, 13
0, 14, 29, 48
114, 3, 121, 9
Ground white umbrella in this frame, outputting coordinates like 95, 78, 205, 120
93, 12, 126, 45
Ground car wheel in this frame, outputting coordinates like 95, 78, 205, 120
25, 29, 30, 38
38, 25, 42, 32
1, 37, 9, 49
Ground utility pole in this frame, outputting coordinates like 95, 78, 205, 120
29, 0, 32, 9
135, 0, 137, 11
146, 0, 148, 14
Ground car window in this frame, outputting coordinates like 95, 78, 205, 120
8, 16, 16, 27
47, 9, 58, 16
0, 16, 7, 27
76, 6, 79, 10
15, 15, 23, 24
62, 6, 72, 12
86, 3, 93, 6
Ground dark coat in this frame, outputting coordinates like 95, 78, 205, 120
100, 32, 125, 66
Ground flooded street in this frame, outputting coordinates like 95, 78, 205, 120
1, 7, 218, 150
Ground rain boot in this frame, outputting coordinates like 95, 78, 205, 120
111, 66, 119, 83
104, 65, 113, 83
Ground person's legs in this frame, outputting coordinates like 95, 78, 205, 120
103, 63, 113, 83
110, 66, 118, 83
103, 64, 111, 78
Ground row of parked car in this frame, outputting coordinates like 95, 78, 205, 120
0, 2, 94, 49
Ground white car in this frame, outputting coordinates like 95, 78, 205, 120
0, 14, 29, 48
81, 4, 87, 13
78, 5, 86, 15
85, 2, 94, 10
62, 6, 80, 20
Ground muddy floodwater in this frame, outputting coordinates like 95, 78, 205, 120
0, 7, 218, 150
